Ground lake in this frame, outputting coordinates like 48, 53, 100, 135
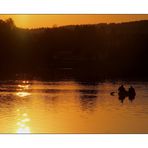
0, 80, 148, 133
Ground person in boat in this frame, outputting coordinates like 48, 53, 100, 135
118, 85, 127, 103
128, 86, 136, 96
128, 86, 136, 102
118, 85, 127, 95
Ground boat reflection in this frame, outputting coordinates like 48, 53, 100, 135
118, 92, 136, 103
128, 94, 136, 102
118, 94, 126, 103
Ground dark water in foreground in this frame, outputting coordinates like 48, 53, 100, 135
0, 80, 148, 133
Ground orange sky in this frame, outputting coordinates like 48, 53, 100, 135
0, 15, 148, 28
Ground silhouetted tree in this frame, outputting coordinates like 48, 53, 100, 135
0, 18, 148, 80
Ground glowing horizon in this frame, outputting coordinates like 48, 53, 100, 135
0, 15, 148, 29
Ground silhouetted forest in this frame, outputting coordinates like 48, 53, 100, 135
0, 18, 148, 81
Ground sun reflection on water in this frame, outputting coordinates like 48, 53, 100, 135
15, 81, 31, 133
18, 84, 29, 89
16, 92, 30, 97
16, 110, 31, 133
16, 80, 31, 97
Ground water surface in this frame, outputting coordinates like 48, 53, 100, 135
0, 80, 147, 133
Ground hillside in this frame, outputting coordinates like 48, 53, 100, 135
0, 19, 148, 80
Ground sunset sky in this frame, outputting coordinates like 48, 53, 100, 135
0, 15, 148, 28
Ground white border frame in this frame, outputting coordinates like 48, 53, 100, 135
0, 134, 148, 148
0, 0, 148, 14
0, 0, 148, 147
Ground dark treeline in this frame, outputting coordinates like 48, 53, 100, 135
0, 18, 148, 81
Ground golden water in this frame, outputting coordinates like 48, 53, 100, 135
0, 80, 147, 133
